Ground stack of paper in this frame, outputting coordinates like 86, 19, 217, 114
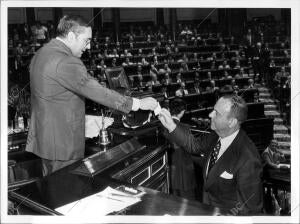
55, 186, 142, 216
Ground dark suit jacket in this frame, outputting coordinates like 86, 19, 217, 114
165, 126, 263, 215
26, 39, 133, 161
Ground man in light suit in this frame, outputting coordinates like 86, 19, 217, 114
158, 95, 263, 215
25, 15, 158, 176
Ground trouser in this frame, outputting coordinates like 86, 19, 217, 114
41, 158, 78, 176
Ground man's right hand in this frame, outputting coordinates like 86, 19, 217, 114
139, 97, 158, 111
158, 108, 177, 133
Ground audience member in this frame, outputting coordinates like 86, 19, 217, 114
175, 82, 188, 97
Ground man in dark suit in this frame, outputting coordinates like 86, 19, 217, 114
25, 15, 158, 176
166, 98, 196, 200
158, 94, 263, 215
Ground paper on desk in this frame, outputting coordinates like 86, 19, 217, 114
55, 186, 141, 216
85, 115, 114, 138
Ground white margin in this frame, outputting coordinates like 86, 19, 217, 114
1, 0, 299, 223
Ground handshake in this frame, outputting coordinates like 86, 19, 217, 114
139, 97, 160, 112
138, 98, 176, 132
140, 97, 176, 132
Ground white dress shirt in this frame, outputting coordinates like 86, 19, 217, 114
217, 129, 240, 160
206, 129, 240, 175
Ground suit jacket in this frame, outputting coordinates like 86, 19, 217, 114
165, 126, 263, 215
26, 39, 133, 160
165, 119, 196, 191
175, 89, 188, 97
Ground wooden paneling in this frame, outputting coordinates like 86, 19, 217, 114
35, 8, 53, 23
61, 8, 93, 25
102, 8, 113, 23
177, 8, 218, 23
8, 8, 26, 24
247, 8, 281, 21
120, 8, 156, 22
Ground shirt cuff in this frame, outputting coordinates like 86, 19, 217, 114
131, 98, 140, 111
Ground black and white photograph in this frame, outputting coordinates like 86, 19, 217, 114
1, 1, 299, 223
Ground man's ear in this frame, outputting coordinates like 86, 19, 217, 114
228, 117, 237, 128
66, 31, 76, 42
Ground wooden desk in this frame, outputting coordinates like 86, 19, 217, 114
263, 166, 291, 215
8, 137, 228, 216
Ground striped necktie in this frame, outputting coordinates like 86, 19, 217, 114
208, 140, 221, 173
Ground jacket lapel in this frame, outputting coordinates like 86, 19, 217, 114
204, 130, 242, 190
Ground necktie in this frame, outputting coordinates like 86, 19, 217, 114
208, 140, 221, 173
182, 89, 185, 96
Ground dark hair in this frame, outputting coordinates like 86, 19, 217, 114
56, 15, 90, 38
222, 94, 248, 123
170, 98, 187, 116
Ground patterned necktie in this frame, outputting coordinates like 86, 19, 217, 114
208, 140, 221, 173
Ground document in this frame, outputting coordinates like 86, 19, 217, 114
55, 186, 143, 216
85, 115, 114, 138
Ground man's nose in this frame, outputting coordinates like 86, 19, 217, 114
209, 111, 214, 118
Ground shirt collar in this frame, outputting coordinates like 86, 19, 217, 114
219, 129, 240, 145
54, 37, 73, 56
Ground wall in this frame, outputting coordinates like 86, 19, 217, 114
35, 8, 53, 23
8, 8, 26, 24
176, 8, 218, 23
247, 8, 281, 21
7, 7, 283, 25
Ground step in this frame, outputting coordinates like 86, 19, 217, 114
277, 148, 291, 156
277, 141, 291, 150
259, 92, 271, 97
260, 98, 276, 106
265, 111, 281, 118
274, 133, 291, 142
274, 125, 289, 134
263, 101, 276, 106
264, 104, 277, 111
259, 95, 272, 100
258, 87, 271, 93
274, 118, 284, 125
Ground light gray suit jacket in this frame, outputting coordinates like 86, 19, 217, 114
26, 39, 133, 160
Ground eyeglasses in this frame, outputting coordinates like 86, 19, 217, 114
82, 38, 91, 47
74, 32, 91, 47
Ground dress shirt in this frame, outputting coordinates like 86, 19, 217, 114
218, 129, 240, 160
206, 129, 239, 175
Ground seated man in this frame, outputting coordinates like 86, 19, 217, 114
122, 57, 134, 66
206, 80, 219, 93
146, 73, 160, 88
175, 81, 189, 97
221, 70, 233, 79
244, 78, 255, 89
176, 72, 182, 83
262, 140, 289, 169
191, 80, 202, 94
165, 98, 197, 199
139, 57, 149, 66
161, 72, 172, 85
158, 95, 263, 215
137, 74, 145, 91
